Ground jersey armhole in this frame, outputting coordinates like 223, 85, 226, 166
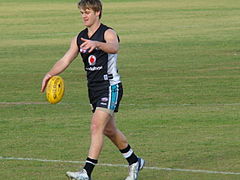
103, 28, 120, 43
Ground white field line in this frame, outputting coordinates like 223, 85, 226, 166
0, 156, 240, 175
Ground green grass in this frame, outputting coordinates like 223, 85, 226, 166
0, 0, 240, 179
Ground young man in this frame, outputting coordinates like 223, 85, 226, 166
41, 0, 144, 180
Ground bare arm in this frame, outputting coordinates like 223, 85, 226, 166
41, 36, 79, 92
80, 29, 119, 54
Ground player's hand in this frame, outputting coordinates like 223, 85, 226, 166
41, 73, 52, 93
80, 38, 98, 53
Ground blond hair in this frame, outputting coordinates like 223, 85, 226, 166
78, 0, 102, 19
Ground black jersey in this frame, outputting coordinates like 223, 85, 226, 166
77, 24, 121, 89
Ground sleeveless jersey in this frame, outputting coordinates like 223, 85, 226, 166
77, 24, 121, 89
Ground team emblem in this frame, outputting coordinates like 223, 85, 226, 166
88, 55, 96, 65
101, 97, 109, 102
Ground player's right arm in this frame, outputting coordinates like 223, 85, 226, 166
41, 36, 79, 92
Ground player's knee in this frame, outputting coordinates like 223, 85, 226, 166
104, 127, 116, 138
90, 122, 103, 135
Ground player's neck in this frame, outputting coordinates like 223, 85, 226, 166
87, 21, 101, 38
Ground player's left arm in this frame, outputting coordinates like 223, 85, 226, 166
80, 29, 119, 54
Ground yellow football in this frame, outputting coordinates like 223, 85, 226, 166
46, 76, 64, 104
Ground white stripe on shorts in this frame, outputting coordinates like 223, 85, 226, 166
108, 85, 112, 110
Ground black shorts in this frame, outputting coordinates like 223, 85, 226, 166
88, 83, 123, 113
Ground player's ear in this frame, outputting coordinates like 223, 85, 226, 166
95, 10, 101, 18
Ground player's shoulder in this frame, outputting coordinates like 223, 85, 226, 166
105, 28, 117, 37
103, 25, 120, 42
77, 27, 88, 38
100, 23, 111, 30
101, 24, 116, 33
76, 28, 88, 45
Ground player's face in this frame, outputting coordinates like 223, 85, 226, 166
80, 8, 100, 27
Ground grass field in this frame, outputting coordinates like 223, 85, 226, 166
0, 0, 240, 179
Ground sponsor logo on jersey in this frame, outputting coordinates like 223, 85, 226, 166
85, 66, 103, 71
88, 55, 96, 65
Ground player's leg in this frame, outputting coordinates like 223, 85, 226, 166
104, 115, 145, 180
83, 109, 111, 178
103, 114, 128, 150
66, 109, 111, 180
88, 109, 112, 159
104, 115, 139, 164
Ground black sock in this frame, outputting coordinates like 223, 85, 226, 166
120, 144, 138, 165
83, 157, 98, 177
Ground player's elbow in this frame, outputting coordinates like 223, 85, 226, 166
109, 45, 119, 54
110, 49, 118, 54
